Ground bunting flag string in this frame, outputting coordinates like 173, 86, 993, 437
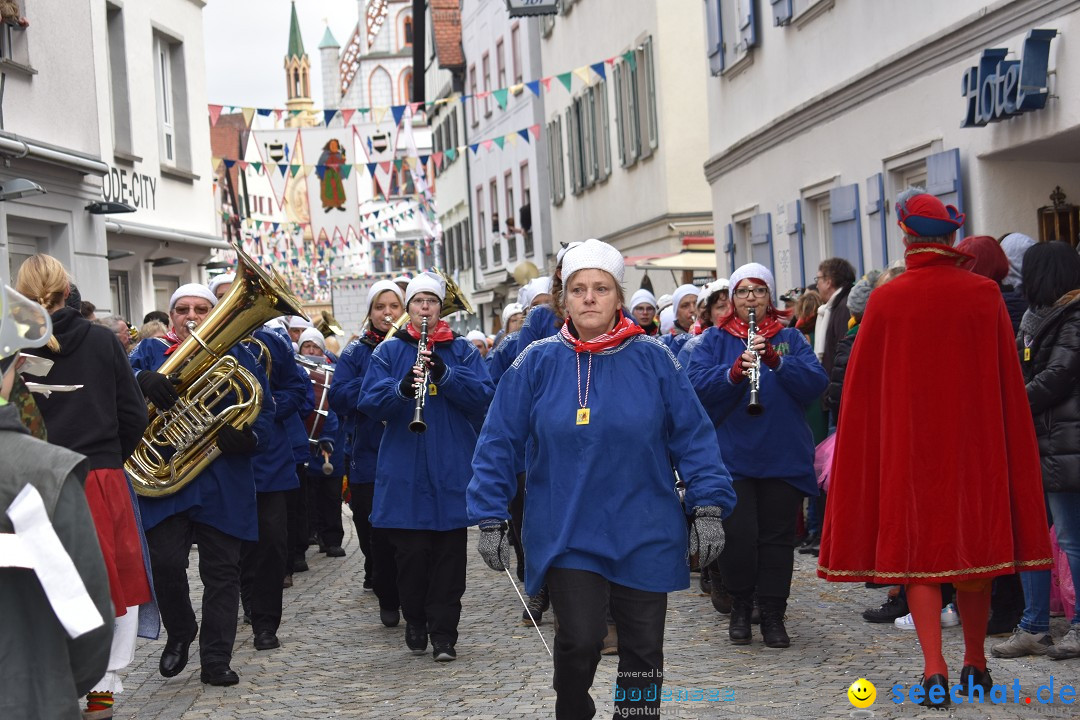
206, 47, 638, 128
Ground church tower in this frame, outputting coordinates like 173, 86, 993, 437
284, 1, 316, 127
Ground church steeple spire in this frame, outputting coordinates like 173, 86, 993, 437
287, 0, 306, 60
283, 0, 315, 127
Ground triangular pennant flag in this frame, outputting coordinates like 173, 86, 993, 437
493, 136, 505, 150
623, 50, 637, 71
418, 155, 429, 168
540, 77, 554, 93
323, 109, 337, 126
506, 133, 518, 146
257, 107, 273, 117
556, 72, 573, 92
379, 161, 392, 174
341, 164, 352, 179
590, 62, 607, 81
223, 159, 236, 169
241, 107, 256, 127
445, 148, 457, 163
289, 109, 301, 117
409, 102, 424, 116
393, 159, 403, 171
391, 105, 406, 126
526, 80, 541, 97
606, 57, 617, 66
482, 140, 494, 152
458, 94, 469, 106
289, 164, 301, 177
274, 109, 283, 121
492, 88, 509, 110
237, 160, 249, 171
509, 83, 525, 95
251, 161, 262, 175
211, 156, 222, 171
208, 104, 223, 127
469, 144, 480, 155
529, 124, 541, 139
432, 152, 444, 169
518, 129, 531, 143
278, 164, 289, 177
372, 106, 389, 124
573, 67, 592, 87
366, 163, 377, 177
341, 108, 356, 125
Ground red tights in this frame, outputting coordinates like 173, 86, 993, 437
906, 580, 992, 679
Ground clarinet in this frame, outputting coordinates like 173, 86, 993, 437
409, 317, 429, 433
746, 308, 764, 416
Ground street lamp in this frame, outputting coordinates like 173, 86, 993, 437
0, 178, 45, 201
86, 201, 137, 214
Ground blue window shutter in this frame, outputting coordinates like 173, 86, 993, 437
829, 183, 864, 275
725, 223, 736, 273
750, 212, 774, 273
770, 0, 793, 26
785, 200, 805, 285
865, 173, 888, 267
705, 0, 724, 76
926, 148, 966, 234
738, 0, 758, 51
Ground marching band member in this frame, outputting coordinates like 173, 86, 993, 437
328, 280, 404, 625
677, 280, 730, 369
15, 256, 150, 718
466, 330, 489, 358
661, 284, 700, 355
629, 288, 659, 336
491, 302, 524, 350
297, 327, 346, 558
358, 272, 494, 662
468, 239, 736, 719
129, 284, 274, 687
687, 263, 828, 649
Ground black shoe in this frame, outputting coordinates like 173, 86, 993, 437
522, 586, 549, 626
242, 613, 251, 625
380, 608, 401, 627
919, 674, 951, 708
282, 574, 293, 588
729, 597, 753, 645
362, 576, 374, 590
405, 622, 427, 655
307, 533, 318, 548
432, 643, 457, 662
325, 546, 346, 557
159, 634, 194, 678
797, 533, 820, 555
751, 601, 761, 625
253, 631, 280, 650
759, 599, 790, 648
710, 577, 732, 614
699, 567, 712, 595
863, 594, 908, 623
200, 663, 240, 686
293, 558, 309, 573
959, 665, 993, 692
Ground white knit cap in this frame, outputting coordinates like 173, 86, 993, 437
729, 262, 776, 301
659, 306, 675, 334
656, 293, 673, 311
671, 284, 699, 312
405, 271, 446, 305
207, 272, 235, 297
518, 276, 552, 307
393, 275, 411, 286
298, 327, 326, 352
556, 241, 584, 267
630, 288, 657, 311
561, 238, 625, 285
288, 316, 313, 329
365, 279, 404, 312
169, 284, 217, 312
465, 330, 486, 344
501, 302, 524, 326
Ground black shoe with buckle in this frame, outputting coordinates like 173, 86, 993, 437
200, 663, 240, 686
405, 622, 427, 655
253, 631, 280, 650
863, 594, 908, 624
159, 633, 195, 678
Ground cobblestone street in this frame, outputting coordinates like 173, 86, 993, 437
116, 511, 1074, 720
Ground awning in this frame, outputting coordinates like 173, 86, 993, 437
635, 237, 718, 272
105, 219, 230, 249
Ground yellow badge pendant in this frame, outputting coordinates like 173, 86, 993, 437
576, 408, 590, 425
1024, 348, 1031, 361
428, 383, 438, 395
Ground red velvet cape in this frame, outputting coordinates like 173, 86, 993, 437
817, 244, 1052, 584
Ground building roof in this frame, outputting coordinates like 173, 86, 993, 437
319, 25, 339, 49
431, 0, 464, 69
287, 1, 305, 60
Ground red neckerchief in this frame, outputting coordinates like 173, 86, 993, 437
560, 311, 644, 353
363, 327, 387, 344
720, 311, 785, 340
405, 319, 454, 348
691, 320, 703, 335
162, 329, 183, 356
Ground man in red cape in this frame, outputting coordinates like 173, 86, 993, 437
817, 190, 1051, 709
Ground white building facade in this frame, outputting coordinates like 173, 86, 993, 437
704, 0, 1080, 293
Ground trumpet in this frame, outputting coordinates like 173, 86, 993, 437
746, 308, 764, 416
410, 317, 429, 434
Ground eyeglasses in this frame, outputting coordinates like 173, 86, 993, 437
813, 275, 825, 283
410, 297, 441, 307
734, 286, 769, 299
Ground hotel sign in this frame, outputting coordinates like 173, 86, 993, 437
962, 29, 1057, 127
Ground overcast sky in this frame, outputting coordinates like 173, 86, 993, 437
204, 0, 363, 109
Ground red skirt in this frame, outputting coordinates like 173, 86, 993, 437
83, 468, 152, 616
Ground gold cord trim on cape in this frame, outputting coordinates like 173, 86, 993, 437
817, 557, 1053, 580
904, 244, 969, 266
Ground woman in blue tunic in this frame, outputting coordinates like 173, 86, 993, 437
358, 272, 494, 663
686, 263, 828, 649
469, 239, 736, 720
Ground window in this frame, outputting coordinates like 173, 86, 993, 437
504, 170, 516, 262
490, 179, 502, 265
403, 14, 413, 47
476, 186, 486, 268
566, 82, 609, 193
460, 219, 471, 270
496, 39, 507, 92
511, 24, 522, 83
155, 35, 175, 164
708, 0, 759, 73
614, 38, 658, 168
153, 33, 190, 169
0, 0, 28, 67
482, 52, 492, 117
706, 0, 724, 75
105, 4, 133, 155
469, 65, 478, 126
401, 69, 413, 104
547, 117, 565, 205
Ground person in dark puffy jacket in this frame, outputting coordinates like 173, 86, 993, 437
823, 272, 878, 417
994, 241, 1080, 661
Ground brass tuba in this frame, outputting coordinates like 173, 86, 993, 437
126, 245, 308, 497
384, 269, 474, 341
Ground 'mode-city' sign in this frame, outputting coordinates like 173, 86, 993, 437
505, 0, 560, 17
962, 28, 1057, 127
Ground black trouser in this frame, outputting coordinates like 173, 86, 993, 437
348, 482, 375, 581
240, 490, 288, 635
508, 472, 527, 582
386, 528, 466, 646
285, 463, 308, 563
146, 513, 242, 667
717, 478, 803, 602
308, 472, 344, 547
547, 567, 667, 720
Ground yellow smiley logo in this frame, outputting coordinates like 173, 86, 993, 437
847, 678, 876, 708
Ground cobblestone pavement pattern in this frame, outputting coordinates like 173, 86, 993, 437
116, 510, 1075, 719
